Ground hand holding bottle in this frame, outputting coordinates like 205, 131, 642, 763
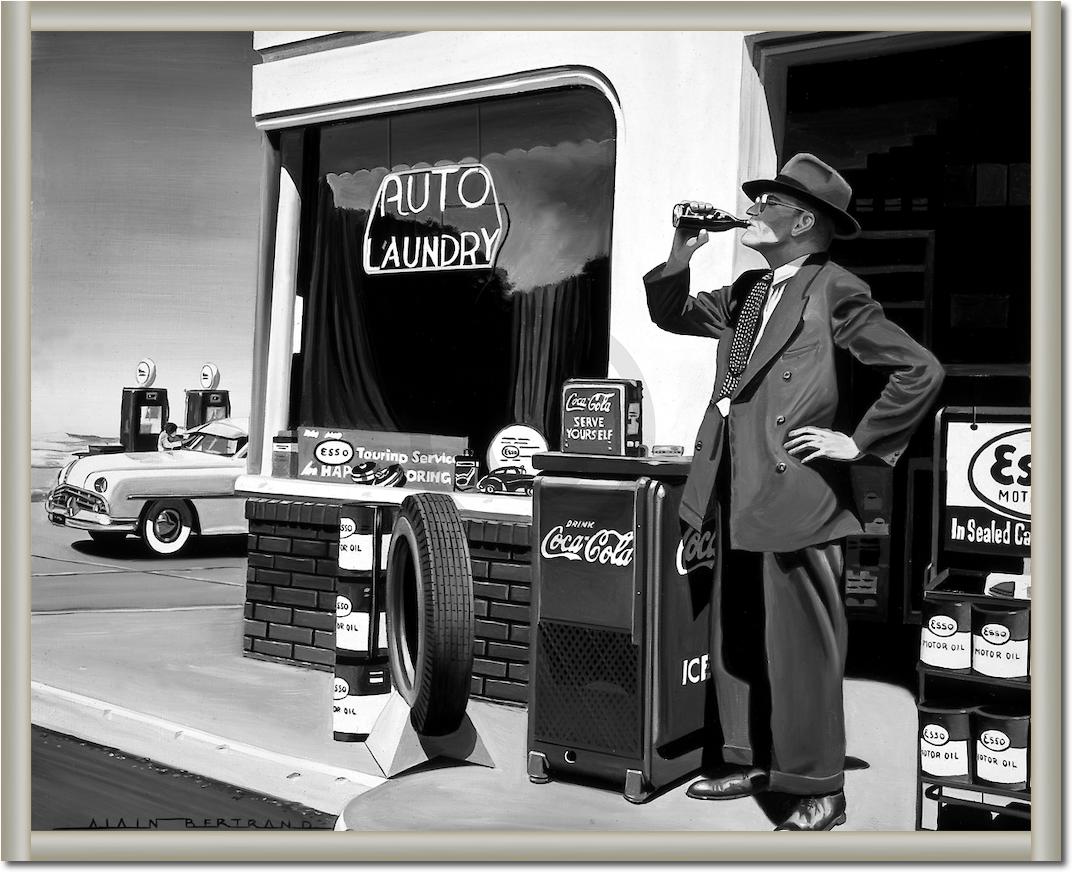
665, 201, 747, 275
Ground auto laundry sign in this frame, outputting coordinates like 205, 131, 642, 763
297, 428, 468, 493
363, 164, 507, 274
944, 421, 1031, 555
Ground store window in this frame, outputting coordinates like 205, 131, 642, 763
291, 87, 616, 462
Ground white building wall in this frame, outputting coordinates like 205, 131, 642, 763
250, 31, 776, 486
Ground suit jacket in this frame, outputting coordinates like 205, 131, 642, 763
644, 253, 945, 551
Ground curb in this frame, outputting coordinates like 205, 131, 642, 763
31, 681, 385, 816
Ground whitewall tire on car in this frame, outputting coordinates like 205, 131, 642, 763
141, 500, 194, 555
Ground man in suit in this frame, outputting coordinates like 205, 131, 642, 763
643, 153, 944, 831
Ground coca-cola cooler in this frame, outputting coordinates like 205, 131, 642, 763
527, 453, 714, 803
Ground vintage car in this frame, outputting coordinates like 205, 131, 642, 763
45, 417, 249, 555
476, 465, 535, 496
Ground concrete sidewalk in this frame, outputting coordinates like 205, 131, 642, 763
31, 598, 922, 830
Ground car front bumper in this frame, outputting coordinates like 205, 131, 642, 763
45, 489, 138, 533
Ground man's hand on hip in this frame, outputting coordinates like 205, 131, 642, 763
784, 427, 863, 463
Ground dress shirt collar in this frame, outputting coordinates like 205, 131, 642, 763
771, 254, 810, 288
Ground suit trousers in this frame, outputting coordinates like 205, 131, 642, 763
710, 440, 849, 795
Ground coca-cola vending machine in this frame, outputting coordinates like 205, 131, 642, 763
527, 453, 715, 803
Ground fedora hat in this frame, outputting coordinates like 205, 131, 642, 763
742, 153, 861, 239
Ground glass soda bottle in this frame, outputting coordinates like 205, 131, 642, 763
672, 202, 749, 232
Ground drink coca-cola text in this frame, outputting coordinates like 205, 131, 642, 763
541, 523, 635, 566
676, 528, 718, 575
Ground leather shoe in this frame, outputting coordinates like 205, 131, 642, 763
774, 791, 847, 831
686, 767, 769, 800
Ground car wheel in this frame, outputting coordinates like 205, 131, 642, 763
481, 483, 496, 494
141, 500, 194, 556
385, 493, 475, 736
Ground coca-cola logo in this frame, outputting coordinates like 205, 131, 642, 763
565, 392, 615, 414
676, 528, 718, 575
540, 524, 634, 566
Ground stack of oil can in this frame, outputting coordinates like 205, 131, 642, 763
332, 505, 395, 742
917, 597, 1030, 800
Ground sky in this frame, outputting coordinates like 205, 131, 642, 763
31, 32, 263, 436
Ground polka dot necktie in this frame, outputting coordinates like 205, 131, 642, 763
718, 269, 774, 400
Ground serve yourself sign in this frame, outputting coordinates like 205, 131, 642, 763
944, 420, 1031, 555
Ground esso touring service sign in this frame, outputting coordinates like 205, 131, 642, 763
944, 421, 1030, 555
363, 164, 507, 275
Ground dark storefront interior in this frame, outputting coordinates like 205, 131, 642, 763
776, 32, 1031, 676
282, 87, 615, 462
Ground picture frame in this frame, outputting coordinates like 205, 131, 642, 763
4, 1, 1060, 862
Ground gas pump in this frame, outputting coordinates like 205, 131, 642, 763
120, 358, 170, 452
185, 362, 231, 428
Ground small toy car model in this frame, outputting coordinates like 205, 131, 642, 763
476, 465, 535, 496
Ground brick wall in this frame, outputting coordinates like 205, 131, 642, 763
466, 519, 532, 705
242, 499, 534, 707
244, 500, 342, 670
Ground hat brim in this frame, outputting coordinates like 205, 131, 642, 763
742, 178, 861, 239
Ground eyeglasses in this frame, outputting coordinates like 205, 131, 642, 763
746, 194, 813, 216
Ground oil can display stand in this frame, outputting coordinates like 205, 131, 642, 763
333, 498, 494, 777
526, 452, 713, 804
915, 407, 1031, 831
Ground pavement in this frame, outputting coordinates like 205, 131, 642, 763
30, 493, 923, 832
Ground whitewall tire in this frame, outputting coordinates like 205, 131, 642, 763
141, 500, 194, 556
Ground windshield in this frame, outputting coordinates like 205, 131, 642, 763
182, 432, 247, 457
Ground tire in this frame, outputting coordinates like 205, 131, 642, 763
385, 493, 475, 736
141, 500, 194, 556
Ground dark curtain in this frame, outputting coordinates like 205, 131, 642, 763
298, 179, 398, 429
508, 258, 609, 448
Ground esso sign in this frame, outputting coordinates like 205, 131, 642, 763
338, 517, 357, 538
333, 678, 350, 700
979, 729, 1011, 752
135, 358, 157, 387
981, 623, 1011, 645
968, 428, 1031, 520
927, 615, 958, 637
336, 596, 352, 617
315, 439, 354, 466
922, 724, 949, 746
200, 363, 221, 390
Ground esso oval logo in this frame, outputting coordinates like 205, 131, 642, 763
501, 445, 521, 459
981, 623, 1010, 645
200, 362, 221, 390
968, 428, 1031, 521
336, 595, 352, 617
135, 358, 156, 387
338, 518, 356, 539
922, 724, 949, 746
315, 439, 354, 466
980, 729, 1010, 752
927, 615, 958, 637
333, 678, 350, 700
